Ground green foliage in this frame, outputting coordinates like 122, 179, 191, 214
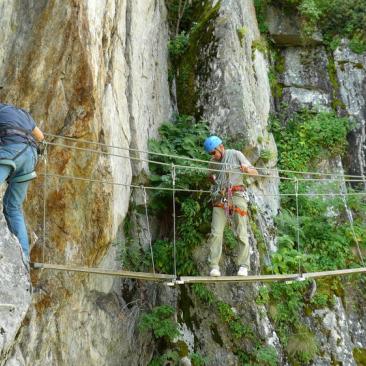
259, 148, 275, 163
270, 110, 350, 173
252, 38, 268, 57
148, 350, 180, 366
255, 0, 366, 54
192, 284, 215, 304
168, 32, 190, 58
148, 115, 211, 275
267, 108, 366, 363
286, 326, 318, 364
139, 305, 181, 341
349, 33, 366, 54
254, 0, 269, 33
353, 348, 366, 366
237, 26, 248, 46
190, 352, 209, 366
217, 301, 253, 339
255, 345, 278, 366
256, 285, 270, 306
166, 1, 221, 115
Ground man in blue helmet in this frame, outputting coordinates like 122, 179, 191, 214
0, 103, 44, 263
203, 135, 258, 277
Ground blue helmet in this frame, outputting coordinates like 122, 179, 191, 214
203, 135, 222, 153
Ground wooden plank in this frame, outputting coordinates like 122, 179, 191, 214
179, 273, 300, 284
179, 267, 366, 284
303, 267, 366, 279
31, 262, 175, 281
31, 263, 366, 284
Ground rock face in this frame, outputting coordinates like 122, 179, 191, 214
1, 0, 170, 365
334, 40, 366, 179
0, 193, 31, 365
0, 0, 365, 365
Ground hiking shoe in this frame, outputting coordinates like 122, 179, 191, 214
237, 266, 248, 276
209, 268, 221, 277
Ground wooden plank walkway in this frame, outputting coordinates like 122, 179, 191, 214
31, 263, 175, 282
180, 267, 366, 284
32, 263, 366, 284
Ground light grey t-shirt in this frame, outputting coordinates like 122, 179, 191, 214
209, 149, 252, 196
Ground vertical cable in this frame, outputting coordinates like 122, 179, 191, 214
42, 142, 48, 264
341, 182, 365, 266
142, 186, 155, 274
294, 178, 302, 275
171, 164, 177, 279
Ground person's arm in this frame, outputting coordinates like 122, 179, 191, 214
208, 160, 218, 183
236, 150, 258, 176
240, 164, 258, 176
32, 126, 44, 142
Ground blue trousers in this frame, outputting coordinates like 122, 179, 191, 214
0, 143, 37, 259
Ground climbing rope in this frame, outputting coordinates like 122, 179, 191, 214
141, 186, 156, 274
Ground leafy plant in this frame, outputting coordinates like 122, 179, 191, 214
286, 326, 318, 364
168, 32, 190, 58
148, 350, 180, 366
190, 352, 209, 366
139, 305, 181, 341
255, 345, 278, 366
237, 26, 248, 46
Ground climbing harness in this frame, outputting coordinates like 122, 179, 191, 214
0, 126, 39, 183
214, 202, 248, 217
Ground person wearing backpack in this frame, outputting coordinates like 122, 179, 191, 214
203, 135, 258, 277
0, 103, 44, 262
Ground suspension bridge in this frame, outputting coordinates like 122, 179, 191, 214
29, 133, 366, 286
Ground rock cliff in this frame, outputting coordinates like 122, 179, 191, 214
0, 0, 365, 365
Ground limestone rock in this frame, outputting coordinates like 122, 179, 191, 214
0, 202, 31, 364
281, 46, 333, 114
266, 5, 322, 46
1, 0, 171, 365
334, 40, 366, 178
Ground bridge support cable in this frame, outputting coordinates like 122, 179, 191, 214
31, 136, 366, 284
171, 164, 177, 280
141, 186, 156, 274
42, 142, 49, 264
294, 179, 303, 277
340, 181, 365, 266
43, 133, 366, 180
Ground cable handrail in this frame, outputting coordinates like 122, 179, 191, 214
43, 140, 366, 184
44, 132, 366, 180
39, 172, 366, 197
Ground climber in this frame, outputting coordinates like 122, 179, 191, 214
0, 103, 44, 262
203, 135, 258, 277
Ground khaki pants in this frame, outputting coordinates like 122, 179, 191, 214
208, 195, 250, 270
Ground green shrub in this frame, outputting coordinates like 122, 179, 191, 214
286, 326, 318, 364
255, 345, 278, 366
139, 305, 181, 341
168, 32, 190, 58
190, 352, 209, 366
